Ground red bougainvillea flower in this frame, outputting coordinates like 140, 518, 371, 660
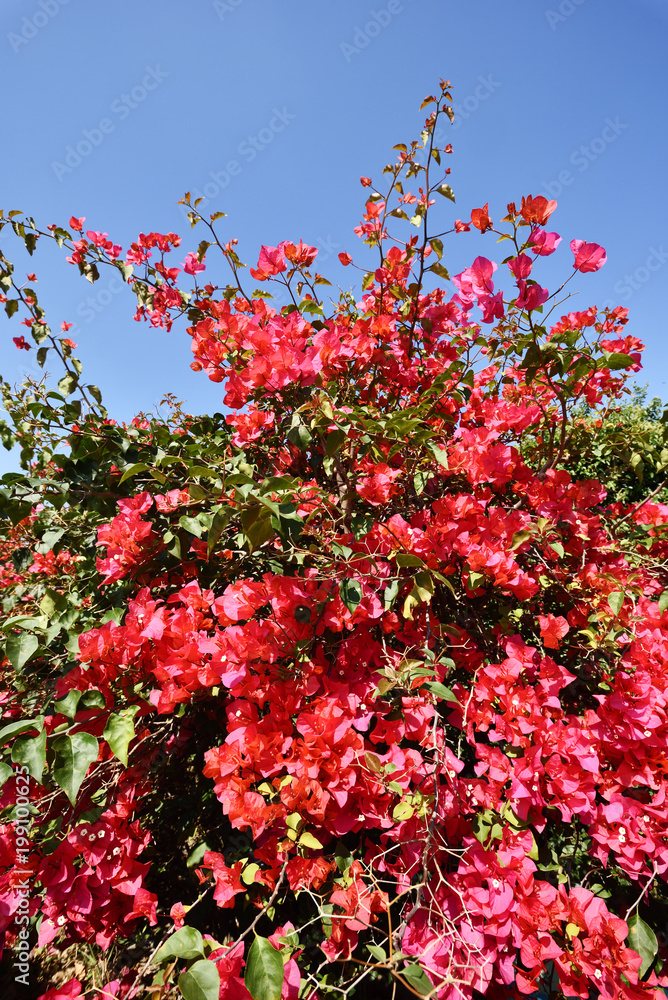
338, 252, 353, 265
226, 408, 275, 448
355, 463, 402, 505
182, 252, 206, 275
471, 204, 493, 232
360, 176, 372, 186
528, 228, 562, 256
454, 219, 471, 232
36, 979, 81, 1000
284, 240, 318, 267
68, 216, 85, 231
520, 195, 557, 226
571, 239, 607, 272
12, 336, 30, 350
538, 613, 570, 649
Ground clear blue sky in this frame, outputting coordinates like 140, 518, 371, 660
0, 0, 666, 473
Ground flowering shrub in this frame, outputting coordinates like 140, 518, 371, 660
1, 80, 668, 1000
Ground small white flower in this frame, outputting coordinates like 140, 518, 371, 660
594, 970, 602, 980
89, 833, 97, 842
643, 815, 650, 823
57, 915, 66, 926
618, 826, 626, 835
80, 828, 87, 836
112, 847, 121, 856
492, 879, 500, 888
644, 730, 652, 737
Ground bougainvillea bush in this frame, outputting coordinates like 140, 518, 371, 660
1, 80, 668, 1000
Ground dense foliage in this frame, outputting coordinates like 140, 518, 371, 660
1, 81, 668, 1000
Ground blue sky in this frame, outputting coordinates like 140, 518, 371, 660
0, 0, 666, 473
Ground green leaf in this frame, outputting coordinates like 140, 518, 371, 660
367, 944, 387, 962
119, 462, 149, 484
207, 507, 232, 556
57, 374, 77, 397
179, 515, 204, 538
0, 717, 44, 747
425, 682, 458, 703
435, 183, 456, 202
627, 913, 658, 978
658, 592, 668, 613
339, 578, 362, 613
428, 442, 449, 468
608, 591, 624, 616
0, 762, 13, 786
155, 925, 205, 963
5, 633, 39, 671
324, 428, 346, 457
11, 730, 47, 781
402, 964, 434, 995
54, 690, 82, 718
429, 261, 450, 280
103, 707, 139, 767
178, 959, 221, 1000
51, 732, 99, 804
605, 352, 635, 371
244, 936, 284, 1000
395, 552, 423, 567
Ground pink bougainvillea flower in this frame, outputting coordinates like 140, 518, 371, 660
69, 216, 85, 232
529, 228, 562, 256
571, 239, 607, 272
13, 336, 31, 350
538, 613, 570, 649
250, 243, 288, 281
516, 280, 549, 312
507, 254, 533, 280
182, 251, 206, 275
454, 219, 471, 232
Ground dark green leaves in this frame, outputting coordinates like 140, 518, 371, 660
155, 926, 205, 963
5, 633, 39, 671
103, 707, 139, 767
11, 729, 47, 781
401, 964, 434, 995
178, 960, 221, 1000
244, 936, 284, 1000
339, 578, 362, 612
51, 732, 98, 804
627, 914, 658, 978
